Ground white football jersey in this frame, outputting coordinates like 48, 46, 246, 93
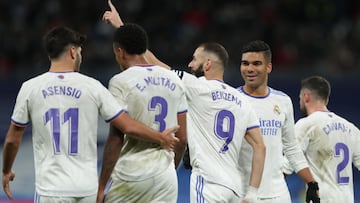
175, 71, 260, 196
109, 65, 187, 181
11, 72, 124, 197
237, 86, 308, 198
295, 111, 360, 203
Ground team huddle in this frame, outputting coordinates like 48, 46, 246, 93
2, 1, 360, 203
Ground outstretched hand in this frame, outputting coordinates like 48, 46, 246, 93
2, 171, 15, 200
159, 125, 180, 151
102, 0, 124, 28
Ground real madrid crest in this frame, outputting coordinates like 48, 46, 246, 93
273, 105, 281, 115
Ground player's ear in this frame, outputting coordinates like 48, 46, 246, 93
205, 58, 212, 71
69, 46, 77, 59
267, 62, 272, 74
303, 91, 311, 103
117, 47, 127, 59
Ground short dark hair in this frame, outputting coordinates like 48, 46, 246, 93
301, 76, 331, 101
199, 42, 229, 67
43, 26, 86, 59
113, 23, 148, 55
241, 40, 272, 62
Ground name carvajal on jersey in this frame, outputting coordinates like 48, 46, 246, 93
135, 76, 177, 92
323, 122, 351, 135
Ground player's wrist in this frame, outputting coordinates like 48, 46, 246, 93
244, 186, 258, 202
158, 132, 166, 146
307, 181, 319, 189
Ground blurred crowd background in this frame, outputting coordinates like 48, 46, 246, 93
1, 0, 360, 82
0, 0, 359, 202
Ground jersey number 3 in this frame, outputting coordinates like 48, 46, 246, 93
44, 108, 79, 155
148, 96, 168, 131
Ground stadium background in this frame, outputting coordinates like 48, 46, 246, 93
0, 0, 359, 202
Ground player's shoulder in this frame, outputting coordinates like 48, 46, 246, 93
332, 112, 360, 132
268, 87, 294, 106
74, 72, 103, 85
236, 86, 290, 99
22, 72, 48, 84
223, 83, 243, 95
223, 84, 253, 105
154, 65, 183, 78
269, 87, 290, 97
296, 114, 315, 127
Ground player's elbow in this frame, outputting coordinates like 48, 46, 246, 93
253, 141, 266, 157
119, 124, 137, 135
175, 129, 187, 146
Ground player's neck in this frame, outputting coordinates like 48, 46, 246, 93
126, 55, 149, 68
243, 84, 268, 97
49, 61, 75, 72
307, 104, 329, 115
205, 75, 223, 81
205, 69, 223, 81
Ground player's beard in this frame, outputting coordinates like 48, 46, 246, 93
191, 63, 205, 77
300, 106, 308, 118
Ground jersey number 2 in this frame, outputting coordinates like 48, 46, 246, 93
44, 108, 79, 155
335, 142, 350, 184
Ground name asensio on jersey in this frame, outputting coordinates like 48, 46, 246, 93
42, 85, 82, 99
136, 76, 177, 92
210, 90, 242, 106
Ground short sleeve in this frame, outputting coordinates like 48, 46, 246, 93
11, 83, 31, 126
96, 81, 125, 122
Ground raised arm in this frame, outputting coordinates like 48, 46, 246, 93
102, 0, 123, 28
102, 0, 171, 69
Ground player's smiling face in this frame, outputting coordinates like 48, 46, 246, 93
240, 52, 271, 89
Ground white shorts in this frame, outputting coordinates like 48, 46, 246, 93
104, 163, 177, 203
254, 191, 291, 203
34, 193, 96, 203
190, 173, 241, 203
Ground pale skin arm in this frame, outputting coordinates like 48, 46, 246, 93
96, 125, 123, 203
2, 123, 26, 200
244, 127, 266, 188
111, 112, 179, 151
102, 0, 171, 69
242, 127, 266, 203
174, 112, 187, 169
